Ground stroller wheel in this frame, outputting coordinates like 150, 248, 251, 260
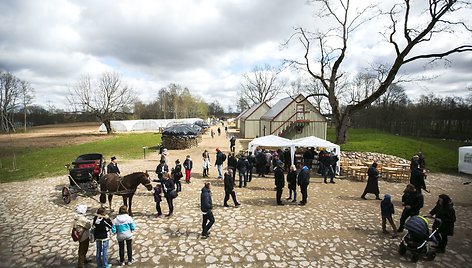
398, 243, 407, 256
426, 252, 436, 261
411, 253, 420, 262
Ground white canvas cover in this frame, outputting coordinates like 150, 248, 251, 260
458, 146, 472, 174
248, 135, 292, 154
98, 118, 204, 132
291, 136, 341, 167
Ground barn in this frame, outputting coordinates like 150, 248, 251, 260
239, 102, 271, 138
259, 94, 327, 139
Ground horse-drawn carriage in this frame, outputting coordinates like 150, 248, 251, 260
61, 153, 153, 216
62, 153, 105, 204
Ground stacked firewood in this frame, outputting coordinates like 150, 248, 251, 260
162, 135, 201, 149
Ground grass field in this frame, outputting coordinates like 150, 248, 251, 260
0, 128, 469, 183
0, 133, 161, 183
327, 128, 470, 173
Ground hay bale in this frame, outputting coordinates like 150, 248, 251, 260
162, 135, 200, 150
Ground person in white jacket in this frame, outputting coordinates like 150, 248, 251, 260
112, 205, 136, 266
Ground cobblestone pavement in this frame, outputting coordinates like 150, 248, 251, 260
0, 129, 471, 267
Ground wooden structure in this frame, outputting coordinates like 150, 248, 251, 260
239, 102, 271, 138
259, 94, 327, 139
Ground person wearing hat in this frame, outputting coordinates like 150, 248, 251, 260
72, 204, 92, 268
274, 160, 285, 205
380, 194, 398, 237
107, 156, 120, 175
361, 162, 381, 200
160, 148, 169, 164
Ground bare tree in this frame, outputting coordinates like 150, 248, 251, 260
0, 71, 21, 132
241, 64, 286, 105
20, 80, 34, 132
68, 72, 135, 134
286, 0, 472, 143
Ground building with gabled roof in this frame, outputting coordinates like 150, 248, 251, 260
239, 102, 271, 138
259, 94, 327, 139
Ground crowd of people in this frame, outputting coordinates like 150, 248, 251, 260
70, 134, 456, 267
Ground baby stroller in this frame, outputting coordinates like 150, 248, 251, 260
398, 215, 440, 262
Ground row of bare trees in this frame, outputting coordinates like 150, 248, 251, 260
0, 71, 34, 133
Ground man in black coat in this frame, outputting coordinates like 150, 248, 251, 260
107, 156, 120, 175
397, 184, 424, 232
255, 150, 267, 177
223, 170, 240, 207
237, 156, 249, 188
200, 182, 214, 239
361, 163, 381, 200
227, 153, 238, 180
274, 162, 285, 205
229, 136, 236, 153
155, 160, 169, 181
410, 164, 427, 193
297, 165, 310, 206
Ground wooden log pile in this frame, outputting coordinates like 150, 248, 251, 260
162, 135, 201, 150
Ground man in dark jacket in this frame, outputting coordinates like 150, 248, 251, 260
155, 160, 169, 181
107, 156, 120, 175
200, 182, 214, 238
397, 184, 424, 232
410, 164, 427, 193
215, 148, 226, 179
227, 153, 238, 180
361, 163, 381, 200
237, 155, 249, 188
274, 162, 285, 205
229, 136, 236, 153
297, 165, 310, 206
223, 170, 240, 207
255, 150, 267, 177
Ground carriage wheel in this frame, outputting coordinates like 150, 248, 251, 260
62, 187, 71, 204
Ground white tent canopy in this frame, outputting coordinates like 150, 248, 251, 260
458, 146, 472, 174
248, 135, 292, 154
248, 135, 341, 165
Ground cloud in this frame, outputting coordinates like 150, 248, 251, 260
0, 0, 470, 112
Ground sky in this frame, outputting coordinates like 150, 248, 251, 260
1, 0, 471, 112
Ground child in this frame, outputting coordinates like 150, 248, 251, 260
93, 207, 113, 268
172, 159, 183, 192
72, 204, 91, 268
112, 205, 135, 266
183, 155, 193, 183
381, 194, 398, 238
153, 183, 163, 217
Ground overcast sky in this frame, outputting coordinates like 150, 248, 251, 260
1, 0, 471, 112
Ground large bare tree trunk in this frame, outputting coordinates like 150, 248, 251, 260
103, 119, 112, 134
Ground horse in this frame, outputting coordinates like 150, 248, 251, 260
99, 171, 153, 216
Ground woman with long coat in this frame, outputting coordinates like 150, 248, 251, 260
361, 162, 381, 200
429, 194, 456, 253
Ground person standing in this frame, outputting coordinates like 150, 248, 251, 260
410, 159, 427, 193
223, 169, 240, 207
93, 207, 113, 268
210, 129, 215, 138
107, 156, 120, 175
255, 150, 267, 177
202, 150, 210, 177
160, 148, 169, 164
112, 205, 135, 266
361, 162, 381, 200
286, 164, 297, 202
162, 173, 176, 217
237, 155, 249, 188
183, 155, 193, 183
397, 184, 424, 232
229, 136, 236, 153
217, 127, 221, 136
152, 183, 163, 218
380, 194, 398, 238
200, 182, 215, 239
283, 148, 291, 172
72, 204, 91, 268
297, 164, 310, 206
429, 194, 456, 253
227, 153, 238, 180
172, 159, 183, 192
155, 160, 169, 182
274, 161, 285, 205
215, 148, 226, 179
246, 152, 255, 182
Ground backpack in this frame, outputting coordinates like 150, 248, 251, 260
222, 154, 227, 162
71, 227, 82, 242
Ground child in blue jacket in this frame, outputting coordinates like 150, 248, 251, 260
381, 194, 398, 238
112, 205, 136, 265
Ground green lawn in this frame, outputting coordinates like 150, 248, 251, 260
327, 128, 470, 173
0, 133, 161, 183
